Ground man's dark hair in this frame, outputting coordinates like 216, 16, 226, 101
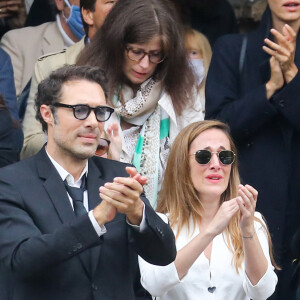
49, 0, 60, 16
35, 65, 107, 132
80, 0, 97, 35
77, 0, 196, 115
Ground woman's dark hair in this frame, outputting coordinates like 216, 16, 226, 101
80, 0, 97, 35
77, 0, 195, 115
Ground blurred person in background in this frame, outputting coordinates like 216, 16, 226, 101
0, 0, 27, 39
205, 2, 300, 299
0, 0, 84, 99
21, 0, 119, 158
171, 0, 238, 47
184, 27, 212, 115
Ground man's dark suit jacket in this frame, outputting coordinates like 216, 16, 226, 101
0, 147, 176, 299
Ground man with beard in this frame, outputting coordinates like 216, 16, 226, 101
0, 65, 176, 299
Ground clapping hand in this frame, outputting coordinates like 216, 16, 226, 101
106, 122, 122, 161
207, 198, 240, 236
263, 24, 298, 84
236, 184, 258, 237
207, 184, 258, 238
95, 167, 146, 226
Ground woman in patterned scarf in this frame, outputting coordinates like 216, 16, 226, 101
77, 0, 203, 207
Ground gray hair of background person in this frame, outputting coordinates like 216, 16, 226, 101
76, 0, 196, 115
35, 65, 107, 132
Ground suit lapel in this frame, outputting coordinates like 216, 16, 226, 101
41, 22, 65, 56
36, 148, 92, 279
36, 148, 75, 223
87, 159, 104, 211
87, 158, 106, 277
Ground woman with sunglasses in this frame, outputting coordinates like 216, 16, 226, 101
139, 120, 278, 300
77, 0, 203, 208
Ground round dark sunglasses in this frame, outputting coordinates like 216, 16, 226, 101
95, 138, 110, 157
53, 103, 114, 122
191, 149, 235, 165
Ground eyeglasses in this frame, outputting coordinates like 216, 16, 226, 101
126, 47, 165, 64
95, 138, 110, 157
191, 149, 235, 165
53, 103, 114, 122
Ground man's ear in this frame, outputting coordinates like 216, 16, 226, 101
82, 8, 94, 26
55, 0, 65, 11
40, 105, 55, 126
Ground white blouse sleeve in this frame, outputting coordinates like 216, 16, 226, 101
242, 212, 278, 299
139, 257, 181, 297
138, 212, 181, 297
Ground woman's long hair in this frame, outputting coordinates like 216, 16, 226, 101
157, 120, 278, 272
77, 0, 195, 115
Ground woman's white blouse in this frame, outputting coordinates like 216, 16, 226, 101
139, 212, 277, 300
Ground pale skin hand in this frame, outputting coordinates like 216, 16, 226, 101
106, 122, 122, 161
175, 198, 240, 279
237, 184, 257, 235
93, 167, 146, 226
0, 0, 23, 14
265, 56, 284, 99
263, 24, 298, 91
237, 184, 268, 285
0, 0, 26, 27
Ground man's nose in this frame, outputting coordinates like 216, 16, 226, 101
84, 110, 99, 127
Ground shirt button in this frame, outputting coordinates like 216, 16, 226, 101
92, 283, 98, 291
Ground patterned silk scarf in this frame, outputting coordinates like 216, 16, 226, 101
113, 78, 170, 208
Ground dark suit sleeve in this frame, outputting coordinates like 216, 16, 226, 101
0, 178, 101, 278
205, 35, 279, 141
0, 49, 19, 120
270, 71, 300, 130
128, 199, 176, 266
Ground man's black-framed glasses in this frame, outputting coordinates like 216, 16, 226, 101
126, 47, 165, 64
53, 103, 114, 122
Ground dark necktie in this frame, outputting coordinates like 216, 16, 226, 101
64, 175, 92, 275
64, 175, 87, 216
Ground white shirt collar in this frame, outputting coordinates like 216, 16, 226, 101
56, 14, 75, 48
45, 149, 88, 187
